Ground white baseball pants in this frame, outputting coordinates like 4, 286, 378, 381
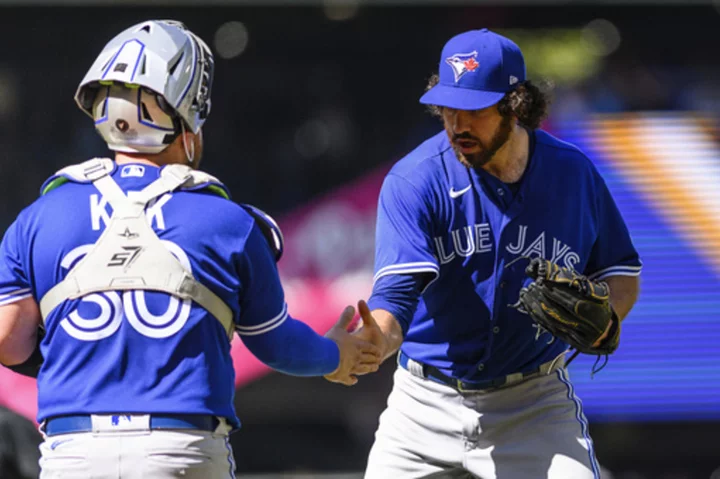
39, 425, 235, 478
364, 366, 600, 479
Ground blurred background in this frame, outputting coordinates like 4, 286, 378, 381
0, 0, 719, 478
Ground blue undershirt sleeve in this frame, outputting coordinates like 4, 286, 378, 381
236, 223, 339, 376
367, 272, 430, 336
240, 314, 339, 376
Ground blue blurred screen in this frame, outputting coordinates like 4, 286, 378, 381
556, 114, 720, 422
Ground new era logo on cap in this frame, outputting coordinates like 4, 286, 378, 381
445, 51, 480, 83
510, 75, 519, 85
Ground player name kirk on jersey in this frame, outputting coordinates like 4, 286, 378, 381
433, 223, 580, 270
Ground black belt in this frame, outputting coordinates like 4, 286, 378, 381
398, 351, 562, 392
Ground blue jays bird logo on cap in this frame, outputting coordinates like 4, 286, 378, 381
445, 51, 480, 83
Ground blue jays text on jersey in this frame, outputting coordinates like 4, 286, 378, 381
368, 129, 642, 382
0, 162, 299, 427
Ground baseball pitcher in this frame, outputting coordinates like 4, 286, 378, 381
350, 29, 642, 478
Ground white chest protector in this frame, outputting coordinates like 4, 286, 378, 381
38, 158, 234, 341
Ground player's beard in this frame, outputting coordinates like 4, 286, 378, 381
452, 115, 514, 169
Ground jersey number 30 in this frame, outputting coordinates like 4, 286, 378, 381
57, 241, 192, 341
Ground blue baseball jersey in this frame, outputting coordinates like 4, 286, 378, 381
0, 163, 292, 427
368, 130, 642, 382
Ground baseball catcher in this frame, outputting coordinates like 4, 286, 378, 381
0, 19, 382, 478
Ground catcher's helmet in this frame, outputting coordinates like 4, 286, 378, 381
74, 20, 214, 154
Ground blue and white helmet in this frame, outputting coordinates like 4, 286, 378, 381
74, 20, 214, 154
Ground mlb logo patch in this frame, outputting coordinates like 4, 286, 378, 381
111, 415, 133, 426
91, 414, 150, 432
121, 165, 145, 178
445, 51, 480, 83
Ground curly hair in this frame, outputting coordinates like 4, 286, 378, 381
423, 74, 553, 130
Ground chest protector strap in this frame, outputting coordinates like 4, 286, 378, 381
39, 158, 234, 341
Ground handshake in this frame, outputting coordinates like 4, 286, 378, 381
323, 300, 388, 386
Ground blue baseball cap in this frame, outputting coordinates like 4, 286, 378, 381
420, 29, 526, 111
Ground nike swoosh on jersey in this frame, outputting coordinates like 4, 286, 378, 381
449, 185, 472, 198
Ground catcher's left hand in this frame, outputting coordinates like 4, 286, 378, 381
512, 258, 620, 356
